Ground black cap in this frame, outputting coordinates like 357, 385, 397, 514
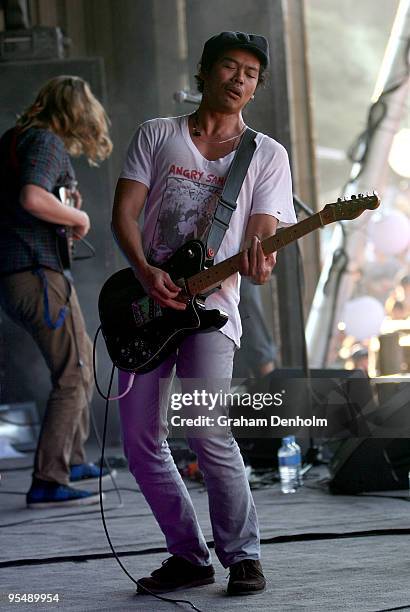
200, 31, 269, 71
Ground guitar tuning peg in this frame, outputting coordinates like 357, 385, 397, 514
351, 194, 356, 199
337, 197, 342, 202
358, 193, 363, 198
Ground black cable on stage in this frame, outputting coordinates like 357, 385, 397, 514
374, 606, 410, 612
358, 493, 410, 502
3, 526, 410, 569
0, 547, 169, 569
92, 325, 118, 400
97, 364, 203, 612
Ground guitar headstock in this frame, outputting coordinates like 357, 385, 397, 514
320, 192, 380, 224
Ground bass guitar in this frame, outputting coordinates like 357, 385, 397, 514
98, 193, 380, 373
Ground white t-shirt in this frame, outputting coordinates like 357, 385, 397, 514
120, 115, 296, 346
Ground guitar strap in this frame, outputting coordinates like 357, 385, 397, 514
205, 127, 257, 265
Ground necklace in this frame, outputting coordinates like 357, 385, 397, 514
191, 112, 246, 144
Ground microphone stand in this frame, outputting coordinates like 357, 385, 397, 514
293, 194, 321, 475
293, 194, 315, 217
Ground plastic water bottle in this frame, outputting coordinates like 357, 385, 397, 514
290, 436, 303, 488
278, 436, 302, 493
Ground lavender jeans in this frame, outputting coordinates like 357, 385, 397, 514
118, 330, 260, 568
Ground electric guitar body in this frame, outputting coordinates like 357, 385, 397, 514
98, 239, 228, 373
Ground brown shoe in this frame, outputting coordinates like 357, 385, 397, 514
136, 555, 215, 594
227, 559, 266, 595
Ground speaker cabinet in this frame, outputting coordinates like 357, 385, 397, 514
236, 368, 375, 468
328, 438, 410, 493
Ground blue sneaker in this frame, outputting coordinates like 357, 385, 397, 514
69, 462, 116, 485
27, 478, 101, 509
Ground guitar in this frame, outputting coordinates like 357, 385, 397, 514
56, 186, 75, 270
98, 193, 380, 373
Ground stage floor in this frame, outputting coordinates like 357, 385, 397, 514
1, 449, 409, 611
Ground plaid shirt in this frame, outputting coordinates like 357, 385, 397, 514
0, 127, 75, 276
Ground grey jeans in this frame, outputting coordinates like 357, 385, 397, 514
0, 269, 93, 484
118, 330, 260, 568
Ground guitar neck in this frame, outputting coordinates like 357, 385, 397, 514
187, 212, 324, 296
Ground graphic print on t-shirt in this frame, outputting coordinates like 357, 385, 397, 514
148, 174, 223, 264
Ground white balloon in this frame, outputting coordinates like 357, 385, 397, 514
368, 211, 410, 255
342, 296, 385, 341
388, 128, 410, 178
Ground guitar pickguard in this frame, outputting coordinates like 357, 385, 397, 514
131, 295, 162, 328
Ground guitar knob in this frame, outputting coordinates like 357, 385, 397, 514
187, 249, 194, 258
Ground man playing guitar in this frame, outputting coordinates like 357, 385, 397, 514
0, 76, 112, 508
112, 31, 296, 596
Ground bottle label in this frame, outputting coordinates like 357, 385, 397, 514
279, 454, 300, 467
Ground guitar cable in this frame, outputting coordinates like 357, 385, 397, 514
92, 326, 135, 401
95, 359, 204, 612
71, 234, 96, 261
